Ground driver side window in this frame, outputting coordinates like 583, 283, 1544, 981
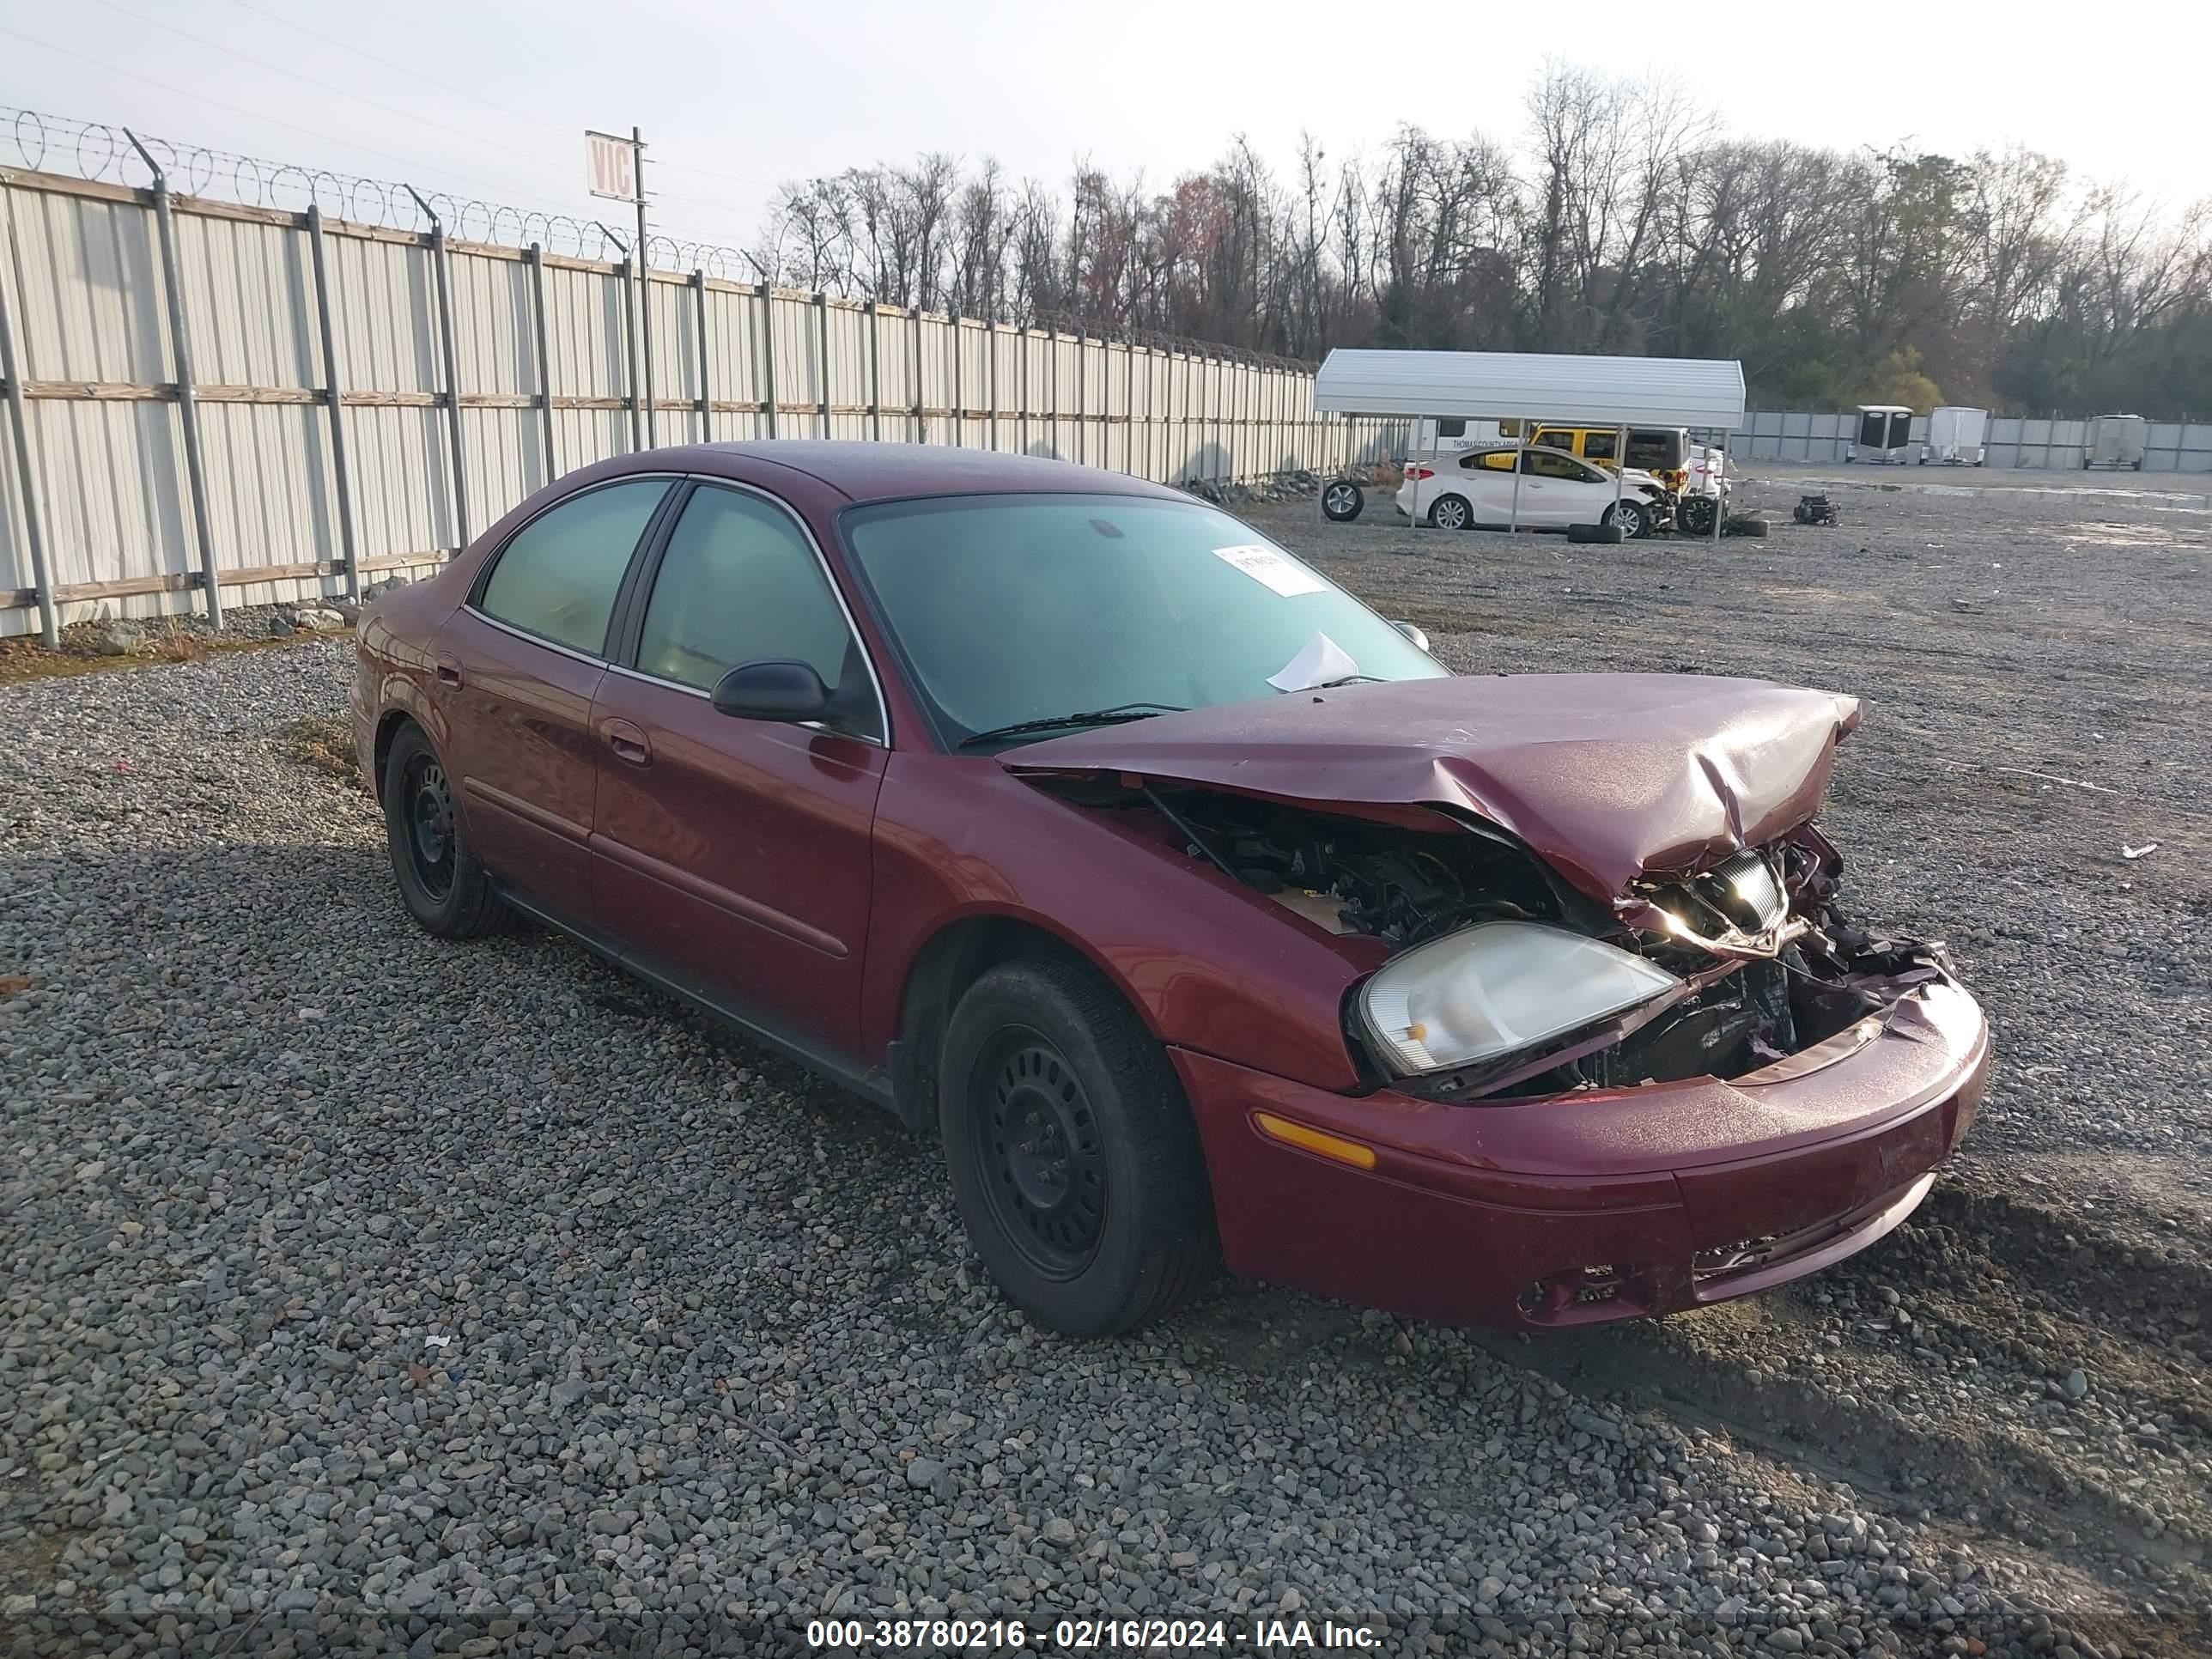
634, 485, 877, 734
1528, 451, 1595, 482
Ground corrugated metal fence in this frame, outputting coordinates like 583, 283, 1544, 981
0, 166, 1406, 641
1731, 411, 2212, 471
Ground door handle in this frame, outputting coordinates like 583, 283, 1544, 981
605, 720, 653, 766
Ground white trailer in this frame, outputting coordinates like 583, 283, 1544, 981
2084, 414, 2148, 471
1411, 416, 1509, 456
1922, 406, 1988, 466
1846, 405, 1916, 465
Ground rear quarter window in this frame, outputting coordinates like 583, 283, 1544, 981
477, 481, 669, 656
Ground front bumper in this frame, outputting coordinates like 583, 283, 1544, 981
1171, 978, 1988, 1328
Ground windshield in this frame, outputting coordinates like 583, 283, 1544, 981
842, 492, 1448, 748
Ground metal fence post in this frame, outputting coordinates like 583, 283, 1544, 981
987, 320, 1000, 453
866, 299, 882, 441
406, 186, 471, 551
304, 204, 361, 601
1075, 332, 1087, 465
1048, 329, 1060, 459
0, 222, 58, 647
912, 307, 926, 443
815, 291, 831, 439
526, 242, 558, 483
1125, 336, 1136, 476
759, 283, 779, 439
126, 132, 222, 628
1018, 323, 1029, 453
599, 223, 640, 452
951, 316, 964, 449
691, 270, 713, 443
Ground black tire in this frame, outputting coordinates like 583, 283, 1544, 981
1603, 499, 1650, 539
1321, 481, 1364, 522
939, 955, 1217, 1336
381, 721, 507, 939
2133, 459, 2144, 471
1678, 495, 1718, 537
1426, 493, 1473, 531
1724, 515, 1770, 538
1565, 521, 1624, 544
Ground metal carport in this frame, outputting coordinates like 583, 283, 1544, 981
1313, 349, 1747, 536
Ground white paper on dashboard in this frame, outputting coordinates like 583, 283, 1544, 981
1267, 630, 1360, 693
1211, 542, 1327, 597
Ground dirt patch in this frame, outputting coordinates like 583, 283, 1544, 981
282, 714, 368, 790
0, 617, 319, 685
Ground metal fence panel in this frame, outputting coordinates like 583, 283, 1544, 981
0, 165, 1436, 635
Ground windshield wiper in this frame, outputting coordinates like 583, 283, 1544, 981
957, 702, 1187, 748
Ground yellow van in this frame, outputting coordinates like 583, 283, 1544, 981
1498, 422, 1692, 495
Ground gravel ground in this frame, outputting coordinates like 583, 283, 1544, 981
2, 466, 2207, 1657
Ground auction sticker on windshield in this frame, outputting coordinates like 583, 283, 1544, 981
1211, 542, 1327, 597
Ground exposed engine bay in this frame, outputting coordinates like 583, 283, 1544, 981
1120, 784, 1954, 1101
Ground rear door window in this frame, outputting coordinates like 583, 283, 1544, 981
477, 481, 669, 656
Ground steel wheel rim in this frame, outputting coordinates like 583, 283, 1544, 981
1325, 483, 1357, 515
404, 756, 456, 900
975, 1031, 1106, 1278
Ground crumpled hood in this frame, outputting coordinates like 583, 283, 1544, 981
1006, 674, 1862, 902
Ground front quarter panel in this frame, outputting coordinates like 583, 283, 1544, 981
863, 756, 1380, 1091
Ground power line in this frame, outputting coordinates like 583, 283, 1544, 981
218, 0, 576, 140
215, 0, 783, 196
0, 22, 587, 216
92, 0, 586, 178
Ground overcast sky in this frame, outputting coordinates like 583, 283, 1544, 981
5, 0, 2208, 252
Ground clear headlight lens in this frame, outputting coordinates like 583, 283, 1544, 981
1357, 921, 1680, 1078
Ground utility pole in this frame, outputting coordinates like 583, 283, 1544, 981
588, 129, 654, 449
632, 127, 654, 448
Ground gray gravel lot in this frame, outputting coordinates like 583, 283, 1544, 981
2, 465, 2208, 1657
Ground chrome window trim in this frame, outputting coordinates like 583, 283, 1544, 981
461, 605, 608, 670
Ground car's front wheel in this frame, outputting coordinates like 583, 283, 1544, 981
1605, 499, 1650, 538
381, 721, 507, 939
939, 955, 1217, 1336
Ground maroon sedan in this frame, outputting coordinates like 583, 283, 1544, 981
352, 443, 1988, 1337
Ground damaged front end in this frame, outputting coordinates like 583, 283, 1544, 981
1113, 786, 1956, 1103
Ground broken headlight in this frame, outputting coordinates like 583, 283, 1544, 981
1356, 921, 1680, 1079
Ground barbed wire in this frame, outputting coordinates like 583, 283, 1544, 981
0, 106, 1315, 366
0, 106, 753, 266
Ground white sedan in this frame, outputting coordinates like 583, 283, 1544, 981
1395, 445, 1671, 537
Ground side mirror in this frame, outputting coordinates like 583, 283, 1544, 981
710, 659, 832, 723
1391, 620, 1431, 653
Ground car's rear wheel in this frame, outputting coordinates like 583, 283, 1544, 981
939, 955, 1217, 1336
381, 721, 507, 939
1427, 493, 1472, 531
